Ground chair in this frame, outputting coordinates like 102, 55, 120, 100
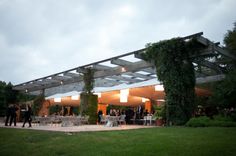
143, 116, 147, 125
118, 115, 126, 125
100, 115, 107, 125
81, 115, 89, 125
31, 116, 40, 126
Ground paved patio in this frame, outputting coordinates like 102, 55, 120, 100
0, 122, 156, 133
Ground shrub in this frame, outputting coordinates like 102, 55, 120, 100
213, 115, 233, 122
186, 116, 211, 127
186, 116, 236, 127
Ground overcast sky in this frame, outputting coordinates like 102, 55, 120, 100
0, 0, 236, 85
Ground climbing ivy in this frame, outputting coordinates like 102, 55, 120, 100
80, 67, 98, 124
83, 67, 95, 94
142, 38, 198, 125
33, 94, 44, 115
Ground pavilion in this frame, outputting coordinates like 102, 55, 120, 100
13, 32, 235, 116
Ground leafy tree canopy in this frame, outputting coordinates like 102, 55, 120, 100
209, 22, 236, 109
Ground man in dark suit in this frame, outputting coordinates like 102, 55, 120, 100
5, 105, 11, 126
22, 105, 32, 128
9, 104, 18, 126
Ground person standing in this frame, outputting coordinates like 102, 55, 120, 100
22, 105, 32, 128
9, 104, 18, 126
97, 110, 103, 123
5, 105, 11, 126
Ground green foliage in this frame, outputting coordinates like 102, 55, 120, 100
213, 115, 234, 122
142, 38, 198, 125
49, 105, 62, 115
71, 107, 79, 115
224, 22, 236, 55
209, 69, 236, 109
219, 22, 236, 72
186, 116, 236, 127
80, 67, 98, 123
208, 23, 236, 109
153, 104, 164, 119
0, 81, 18, 116
186, 116, 211, 127
80, 93, 98, 124
33, 95, 45, 115
83, 68, 95, 94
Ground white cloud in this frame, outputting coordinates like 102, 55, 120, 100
0, 0, 236, 84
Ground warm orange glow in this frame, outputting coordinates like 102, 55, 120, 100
145, 101, 151, 113
97, 104, 107, 115
45, 85, 209, 108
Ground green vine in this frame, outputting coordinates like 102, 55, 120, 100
142, 38, 198, 125
33, 95, 44, 115
80, 67, 98, 124
83, 67, 95, 94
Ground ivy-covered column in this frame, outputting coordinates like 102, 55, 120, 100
33, 94, 45, 116
142, 38, 196, 125
80, 67, 98, 124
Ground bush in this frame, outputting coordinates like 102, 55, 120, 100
186, 116, 211, 127
213, 115, 233, 122
210, 120, 236, 127
49, 105, 62, 115
186, 116, 236, 127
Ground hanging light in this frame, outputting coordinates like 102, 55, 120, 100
71, 95, 79, 100
120, 94, 128, 103
121, 67, 126, 72
94, 92, 101, 98
54, 97, 61, 102
142, 98, 149, 103
120, 89, 129, 103
120, 89, 129, 96
155, 85, 164, 91
156, 99, 165, 102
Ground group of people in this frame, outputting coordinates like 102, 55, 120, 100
5, 104, 32, 128
5, 104, 18, 126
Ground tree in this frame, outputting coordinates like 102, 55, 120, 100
0, 81, 18, 116
221, 22, 236, 71
209, 22, 236, 109
224, 22, 236, 55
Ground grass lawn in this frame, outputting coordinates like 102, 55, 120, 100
0, 127, 236, 156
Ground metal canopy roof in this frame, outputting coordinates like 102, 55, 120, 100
13, 32, 235, 96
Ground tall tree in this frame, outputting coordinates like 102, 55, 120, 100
210, 22, 236, 109
222, 22, 236, 71
224, 22, 236, 54
0, 81, 18, 116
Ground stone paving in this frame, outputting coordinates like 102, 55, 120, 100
0, 122, 156, 133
